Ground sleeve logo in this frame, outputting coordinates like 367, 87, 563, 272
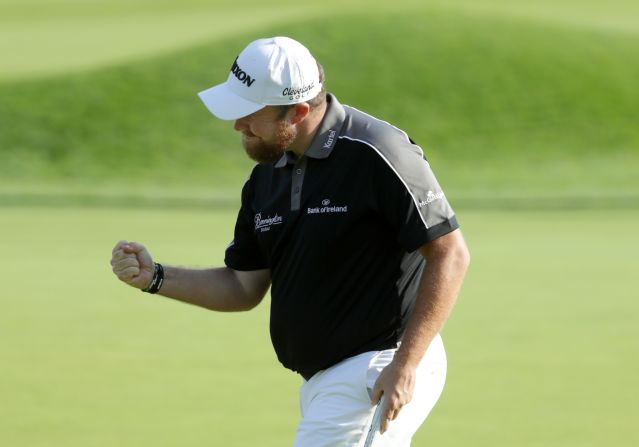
418, 190, 445, 208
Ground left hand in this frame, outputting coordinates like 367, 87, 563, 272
370, 360, 417, 434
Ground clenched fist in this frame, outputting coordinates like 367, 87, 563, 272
110, 240, 155, 289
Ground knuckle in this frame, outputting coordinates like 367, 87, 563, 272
124, 266, 139, 276
113, 241, 127, 253
117, 259, 138, 270
116, 266, 139, 281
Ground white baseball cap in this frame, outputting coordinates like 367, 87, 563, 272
198, 36, 322, 120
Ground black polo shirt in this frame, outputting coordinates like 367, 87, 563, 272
225, 94, 459, 379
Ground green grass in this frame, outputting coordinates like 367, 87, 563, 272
2, 2, 637, 444
0, 0, 322, 81
2, 8, 638, 205
1, 207, 637, 446
2, 0, 638, 82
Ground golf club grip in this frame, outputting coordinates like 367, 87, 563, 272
363, 395, 385, 447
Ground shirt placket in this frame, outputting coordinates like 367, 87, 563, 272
290, 156, 308, 211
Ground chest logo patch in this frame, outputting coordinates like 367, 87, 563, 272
307, 198, 348, 215
254, 213, 283, 232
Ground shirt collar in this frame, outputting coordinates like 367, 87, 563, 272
274, 93, 346, 168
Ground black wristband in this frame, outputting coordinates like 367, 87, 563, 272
142, 263, 164, 294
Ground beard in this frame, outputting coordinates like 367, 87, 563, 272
242, 120, 297, 164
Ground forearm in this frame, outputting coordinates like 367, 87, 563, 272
371, 230, 469, 431
394, 231, 470, 369
157, 266, 270, 312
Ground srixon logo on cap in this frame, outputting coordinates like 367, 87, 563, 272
230, 57, 256, 87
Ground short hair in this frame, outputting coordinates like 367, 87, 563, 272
276, 62, 326, 119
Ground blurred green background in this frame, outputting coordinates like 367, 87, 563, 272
1, 0, 637, 446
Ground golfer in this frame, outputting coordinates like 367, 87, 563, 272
111, 36, 470, 446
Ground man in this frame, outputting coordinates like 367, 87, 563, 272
111, 36, 470, 446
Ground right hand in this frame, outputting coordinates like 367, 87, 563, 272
110, 240, 155, 290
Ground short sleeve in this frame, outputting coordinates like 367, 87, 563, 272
373, 141, 459, 252
224, 176, 270, 271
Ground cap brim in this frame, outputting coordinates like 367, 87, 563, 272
198, 83, 265, 120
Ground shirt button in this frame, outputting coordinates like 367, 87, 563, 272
293, 186, 300, 194
296, 169, 302, 175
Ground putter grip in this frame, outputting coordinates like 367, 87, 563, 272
363, 395, 385, 447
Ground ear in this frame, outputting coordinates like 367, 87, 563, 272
289, 103, 311, 125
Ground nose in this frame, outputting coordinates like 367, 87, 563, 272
234, 117, 247, 132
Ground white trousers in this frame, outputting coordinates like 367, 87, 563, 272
293, 334, 447, 447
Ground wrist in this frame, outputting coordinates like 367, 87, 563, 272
392, 354, 419, 371
142, 263, 164, 294
393, 344, 422, 370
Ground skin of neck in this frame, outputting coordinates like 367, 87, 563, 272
286, 99, 328, 157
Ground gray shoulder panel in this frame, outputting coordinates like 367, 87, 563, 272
341, 106, 455, 230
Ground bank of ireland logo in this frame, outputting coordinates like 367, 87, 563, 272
254, 212, 283, 232
308, 198, 348, 215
